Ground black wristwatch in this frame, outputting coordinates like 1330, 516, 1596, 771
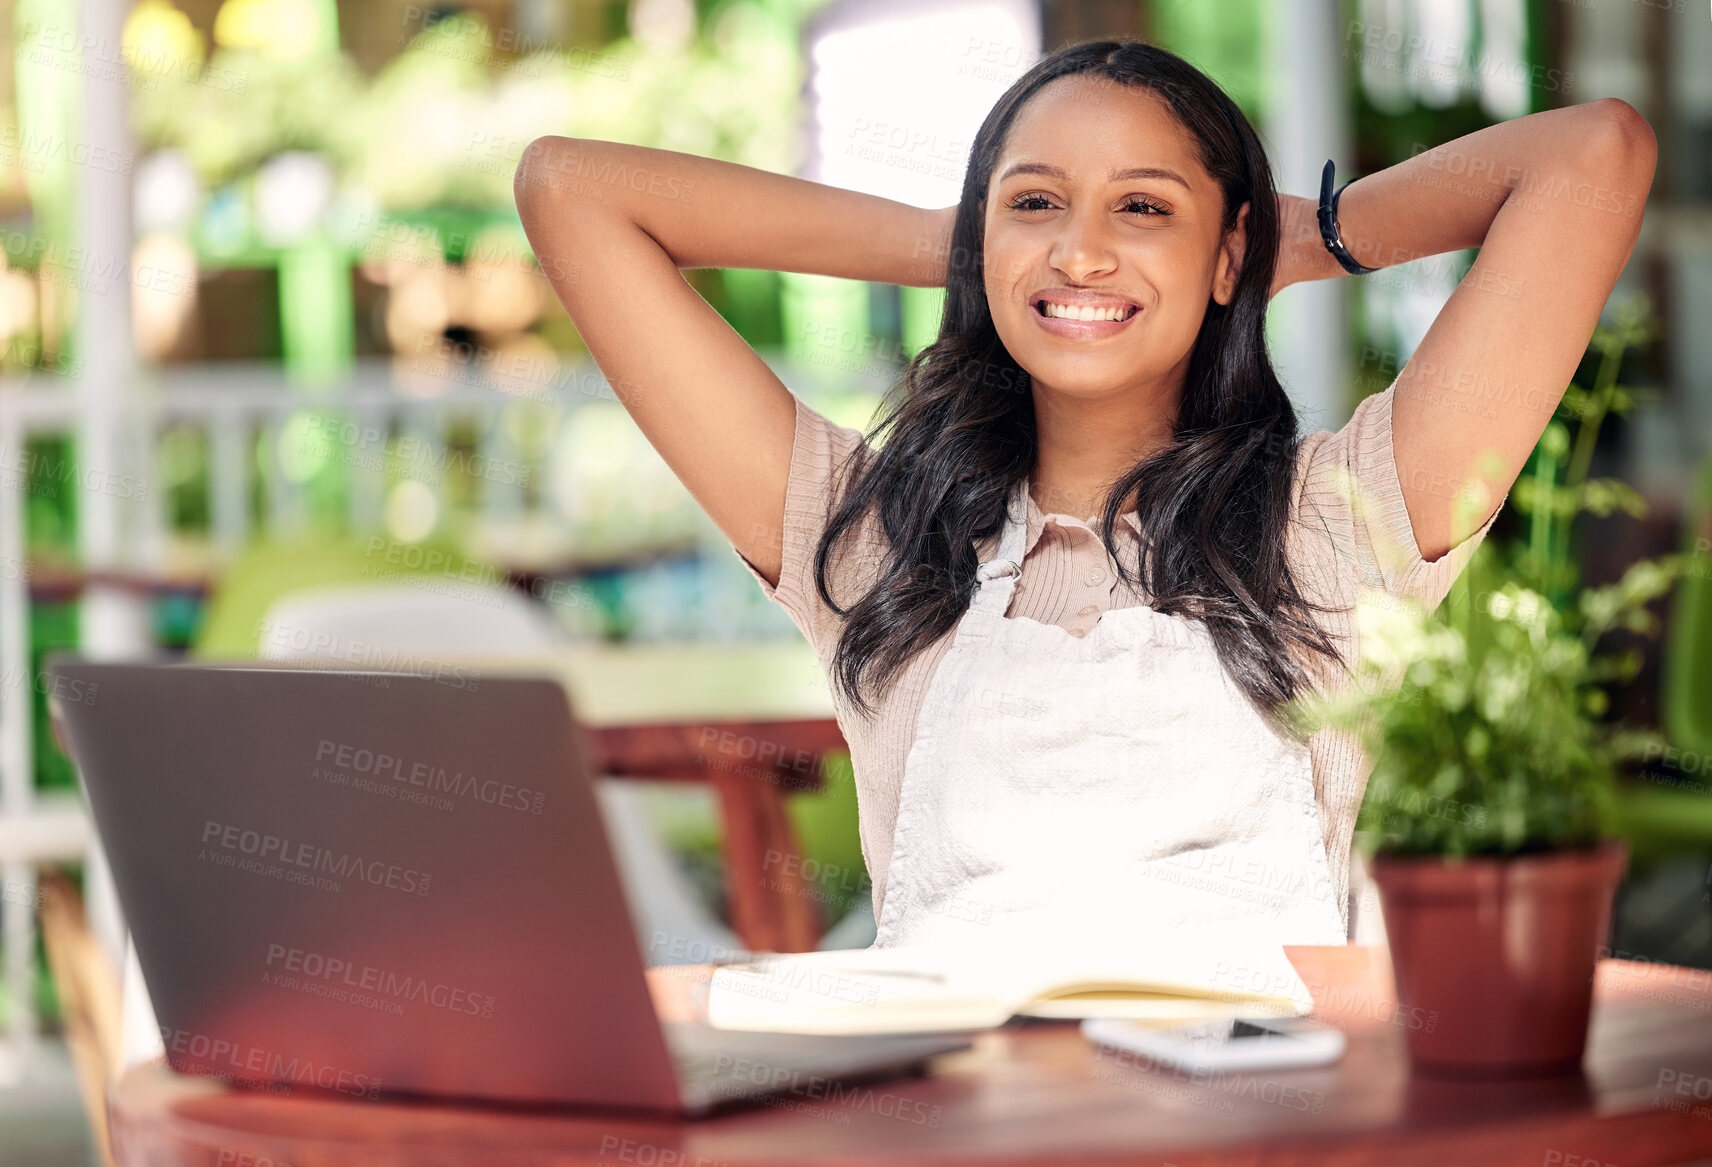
1317, 159, 1378, 276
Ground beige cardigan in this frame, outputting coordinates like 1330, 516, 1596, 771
730, 379, 1504, 935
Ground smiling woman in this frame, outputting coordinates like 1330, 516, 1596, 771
513, 37, 1654, 954
984, 78, 1247, 478
824, 51, 1329, 737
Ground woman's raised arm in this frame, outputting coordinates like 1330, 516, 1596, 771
1271, 98, 1656, 564
513, 137, 954, 587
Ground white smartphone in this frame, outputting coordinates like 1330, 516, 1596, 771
1081, 1016, 1347, 1073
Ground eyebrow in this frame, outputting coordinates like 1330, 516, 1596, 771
996, 161, 1191, 190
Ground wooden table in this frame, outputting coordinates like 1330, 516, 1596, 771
106, 947, 1712, 1166
438, 643, 846, 954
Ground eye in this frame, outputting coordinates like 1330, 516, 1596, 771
1003, 192, 1175, 217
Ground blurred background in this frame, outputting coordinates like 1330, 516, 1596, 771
0, 0, 1709, 1159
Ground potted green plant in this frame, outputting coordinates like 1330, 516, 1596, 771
1284, 296, 1690, 1076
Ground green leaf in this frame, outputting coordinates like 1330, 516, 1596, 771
1347, 295, 1670, 858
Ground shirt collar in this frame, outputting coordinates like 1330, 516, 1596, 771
1022, 487, 1143, 559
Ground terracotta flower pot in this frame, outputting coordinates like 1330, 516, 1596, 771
1368, 840, 1629, 1077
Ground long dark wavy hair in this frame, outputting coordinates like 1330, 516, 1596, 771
814, 37, 1348, 728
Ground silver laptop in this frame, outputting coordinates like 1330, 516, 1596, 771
44, 656, 971, 1116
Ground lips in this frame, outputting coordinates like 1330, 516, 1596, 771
1029, 288, 1142, 323
1035, 300, 1139, 323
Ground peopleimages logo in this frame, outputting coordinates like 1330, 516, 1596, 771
264, 943, 497, 1020
314, 739, 547, 815
200, 820, 432, 896
159, 1024, 381, 1099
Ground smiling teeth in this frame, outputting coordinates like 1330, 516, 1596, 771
1041, 302, 1135, 322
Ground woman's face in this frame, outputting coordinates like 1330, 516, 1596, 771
982, 74, 1248, 405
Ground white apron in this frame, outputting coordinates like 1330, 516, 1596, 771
872, 478, 1348, 952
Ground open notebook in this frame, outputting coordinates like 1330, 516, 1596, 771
704, 932, 1319, 1035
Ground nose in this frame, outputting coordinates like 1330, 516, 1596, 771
1048, 206, 1118, 284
